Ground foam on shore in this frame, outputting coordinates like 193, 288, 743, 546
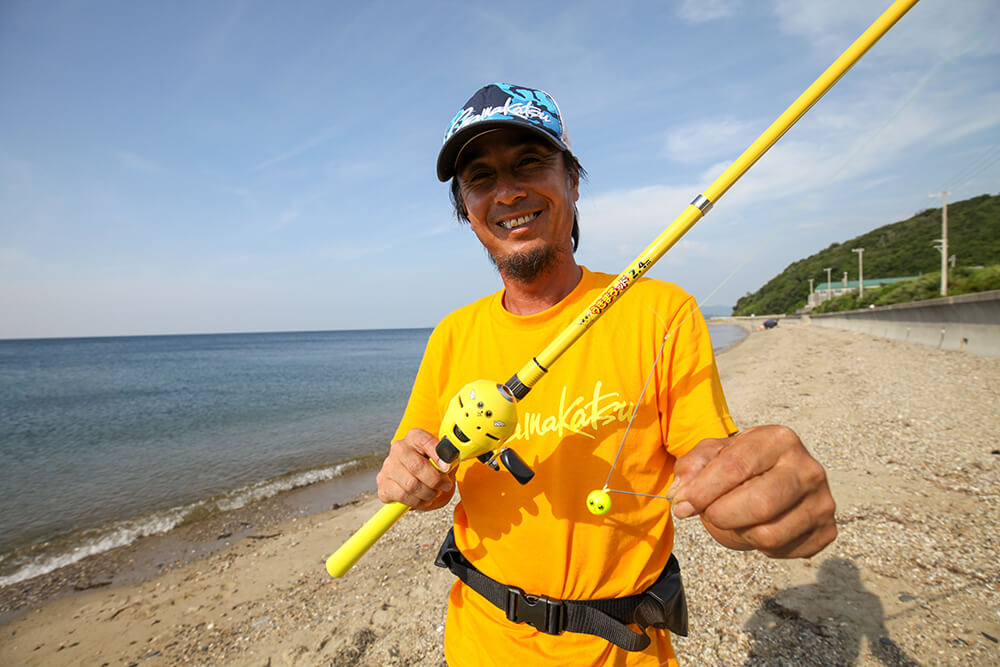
0, 458, 374, 588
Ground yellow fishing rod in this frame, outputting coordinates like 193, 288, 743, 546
326, 0, 920, 578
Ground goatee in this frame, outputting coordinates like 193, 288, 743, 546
490, 246, 560, 284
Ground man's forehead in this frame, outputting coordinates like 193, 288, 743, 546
456, 128, 558, 169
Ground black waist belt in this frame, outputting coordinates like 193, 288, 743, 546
434, 528, 688, 652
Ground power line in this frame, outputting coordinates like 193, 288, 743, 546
944, 143, 1000, 193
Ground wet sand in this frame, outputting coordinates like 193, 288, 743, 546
1, 321, 998, 665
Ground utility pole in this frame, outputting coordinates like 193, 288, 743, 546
853, 247, 865, 298
808, 278, 814, 307
930, 192, 949, 296
824, 267, 833, 303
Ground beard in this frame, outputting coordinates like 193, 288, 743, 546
489, 245, 560, 284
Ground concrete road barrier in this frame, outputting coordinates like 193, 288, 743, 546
805, 290, 1000, 358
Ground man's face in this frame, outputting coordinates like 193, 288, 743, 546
455, 128, 579, 282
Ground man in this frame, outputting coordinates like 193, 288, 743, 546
377, 83, 836, 666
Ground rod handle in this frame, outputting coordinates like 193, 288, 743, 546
325, 501, 409, 578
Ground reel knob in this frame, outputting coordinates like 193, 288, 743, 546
586, 489, 612, 515
499, 448, 534, 485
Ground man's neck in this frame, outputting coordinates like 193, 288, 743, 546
500, 261, 583, 316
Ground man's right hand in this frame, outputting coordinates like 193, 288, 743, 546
376, 428, 455, 511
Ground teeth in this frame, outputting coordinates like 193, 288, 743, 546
501, 213, 535, 229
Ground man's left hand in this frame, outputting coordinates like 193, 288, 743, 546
668, 425, 837, 558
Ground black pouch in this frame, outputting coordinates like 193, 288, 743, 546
633, 554, 688, 637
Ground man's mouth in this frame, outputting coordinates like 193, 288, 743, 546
498, 212, 540, 230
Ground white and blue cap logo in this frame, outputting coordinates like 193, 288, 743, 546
436, 83, 572, 181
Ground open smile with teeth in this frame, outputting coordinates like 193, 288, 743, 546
498, 211, 540, 230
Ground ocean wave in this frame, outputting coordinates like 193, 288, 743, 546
215, 460, 362, 511
0, 459, 365, 588
0, 508, 191, 588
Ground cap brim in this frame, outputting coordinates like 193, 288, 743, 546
436, 119, 568, 182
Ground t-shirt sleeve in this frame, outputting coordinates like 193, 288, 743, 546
392, 321, 450, 443
660, 297, 738, 458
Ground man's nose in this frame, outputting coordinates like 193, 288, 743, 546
494, 170, 525, 205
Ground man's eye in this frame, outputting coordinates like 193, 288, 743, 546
518, 153, 553, 170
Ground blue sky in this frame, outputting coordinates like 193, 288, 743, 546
2, 0, 998, 338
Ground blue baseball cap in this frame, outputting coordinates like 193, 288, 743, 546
436, 83, 572, 182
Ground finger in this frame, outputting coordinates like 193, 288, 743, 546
376, 434, 454, 507
378, 473, 450, 509
384, 450, 452, 504
714, 492, 838, 558
673, 427, 785, 516
698, 467, 807, 531
668, 437, 727, 498
377, 460, 452, 508
701, 447, 831, 529
395, 433, 456, 489
403, 428, 452, 470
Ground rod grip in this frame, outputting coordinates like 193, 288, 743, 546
325, 501, 409, 577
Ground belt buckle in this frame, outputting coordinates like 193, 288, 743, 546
505, 586, 565, 635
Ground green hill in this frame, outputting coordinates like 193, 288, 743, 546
732, 193, 1000, 315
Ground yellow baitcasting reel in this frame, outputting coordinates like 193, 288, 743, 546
325, 379, 532, 577
434, 380, 532, 483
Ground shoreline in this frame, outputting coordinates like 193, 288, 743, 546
2, 324, 998, 665
0, 468, 378, 626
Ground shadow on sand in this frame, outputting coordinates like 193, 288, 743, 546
743, 558, 919, 666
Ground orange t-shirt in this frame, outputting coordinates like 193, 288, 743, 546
394, 268, 737, 666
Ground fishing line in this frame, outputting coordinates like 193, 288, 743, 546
601, 320, 670, 492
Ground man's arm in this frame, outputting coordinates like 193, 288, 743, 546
376, 428, 456, 511
668, 425, 837, 558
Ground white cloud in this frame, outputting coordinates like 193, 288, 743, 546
578, 183, 695, 262
277, 208, 299, 228
0, 246, 41, 273
665, 117, 761, 163
771, 0, 872, 44
676, 0, 740, 24
254, 125, 340, 171
0, 153, 33, 190
771, 0, 1000, 61
114, 150, 161, 173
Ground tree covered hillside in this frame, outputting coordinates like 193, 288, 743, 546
732, 193, 1000, 316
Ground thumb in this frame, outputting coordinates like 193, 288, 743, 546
402, 428, 452, 471
668, 436, 729, 501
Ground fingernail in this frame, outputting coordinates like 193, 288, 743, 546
666, 478, 683, 500
672, 500, 696, 519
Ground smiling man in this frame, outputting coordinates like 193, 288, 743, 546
376, 83, 836, 666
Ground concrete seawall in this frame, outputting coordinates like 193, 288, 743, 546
803, 289, 1000, 358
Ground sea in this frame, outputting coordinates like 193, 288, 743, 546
0, 324, 746, 587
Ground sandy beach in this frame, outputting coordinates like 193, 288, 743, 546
2, 322, 998, 666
